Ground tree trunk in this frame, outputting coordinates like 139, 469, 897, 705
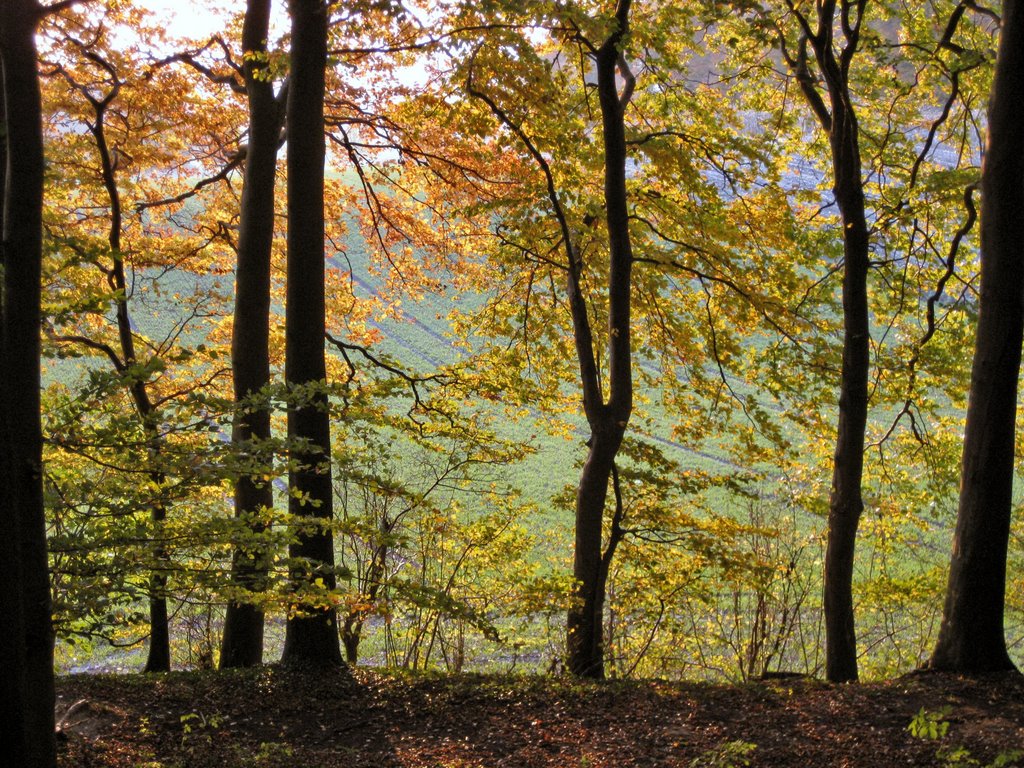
341, 616, 362, 664
143, 574, 170, 672
823, 95, 870, 683
82, 72, 172, 673
568, 431, 625, 677
0, 0, 56, 764
566, 0, 634, 679
280, 0, 343, 668
784, 2, 872, 683
0, 59, 26, 764
929, 0, 1023, 674
220, 0, 282, 670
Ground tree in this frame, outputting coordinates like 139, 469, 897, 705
281, 0, 343, 667
394, 0, 813, 678
763, 0, 989, 680
44, 29, 177, 673
0, 0, 55, 763
930, 0, 1023, 673
462, 0, 638, 678
38, 1, 249, 669
770, 0, 874, 683
563, 0, 636, 679
220, 0, 286, 670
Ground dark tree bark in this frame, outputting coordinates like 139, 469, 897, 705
220, 0, 284, 670
929, 0, 1023, 674
0, 0, 56, 764
0, 70, 24, 765
110, 177, 171, 674
280, 0, 343, 667
565, 0, 635, 679
780, 0, 871, 682
466, 0, 636, 679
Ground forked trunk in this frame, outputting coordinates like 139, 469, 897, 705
565, 0, 635, 679
567, 431, 623, 678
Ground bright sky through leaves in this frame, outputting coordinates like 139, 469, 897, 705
137, 0, 233, 39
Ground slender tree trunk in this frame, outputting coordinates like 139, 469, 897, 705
930, 0, 1023, 674
107, 154, 171, 675
83, 80, 172, 673
0, 0, 56, 764
341, 524, 390, 664
784, 1, 872, 682
280, 0, 343, 667
566, 0, 634, 679
220, 0, 282, 670
823, 94, 870, 683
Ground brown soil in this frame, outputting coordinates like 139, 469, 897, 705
55, 666, 1024, 767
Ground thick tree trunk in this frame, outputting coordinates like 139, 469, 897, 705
0, 0, 56, 764
280, 0, 343, 667
143, 575, 171, 672
566, 0, 634, 680
220, 0, 282, 670
930, 0, 1023, 674
0, 62, 27, 764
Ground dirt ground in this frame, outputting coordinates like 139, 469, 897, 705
55, 666, 1024, 767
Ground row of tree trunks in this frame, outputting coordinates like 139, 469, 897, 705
5, 0, 1017, 707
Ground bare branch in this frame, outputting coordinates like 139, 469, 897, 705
325, 332, 449, 425
48, 332, 125, 372
39, 0, 93, 17
136, 154, 246, 211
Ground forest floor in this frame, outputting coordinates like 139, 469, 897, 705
55, 665, 1024, 768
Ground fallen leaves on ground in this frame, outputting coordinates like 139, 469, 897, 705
55, 666, 1024, 767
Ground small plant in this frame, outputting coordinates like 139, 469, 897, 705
689, 740, 757, 768
941, 747, 1024, 768
179, 711, 223, 749
989, 751, 1024, 768
907, 707, 1024, 768
254, 741, 295, 765
907, 706, 952, 740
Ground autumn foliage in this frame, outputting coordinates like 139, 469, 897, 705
7, 0, 1021, 720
